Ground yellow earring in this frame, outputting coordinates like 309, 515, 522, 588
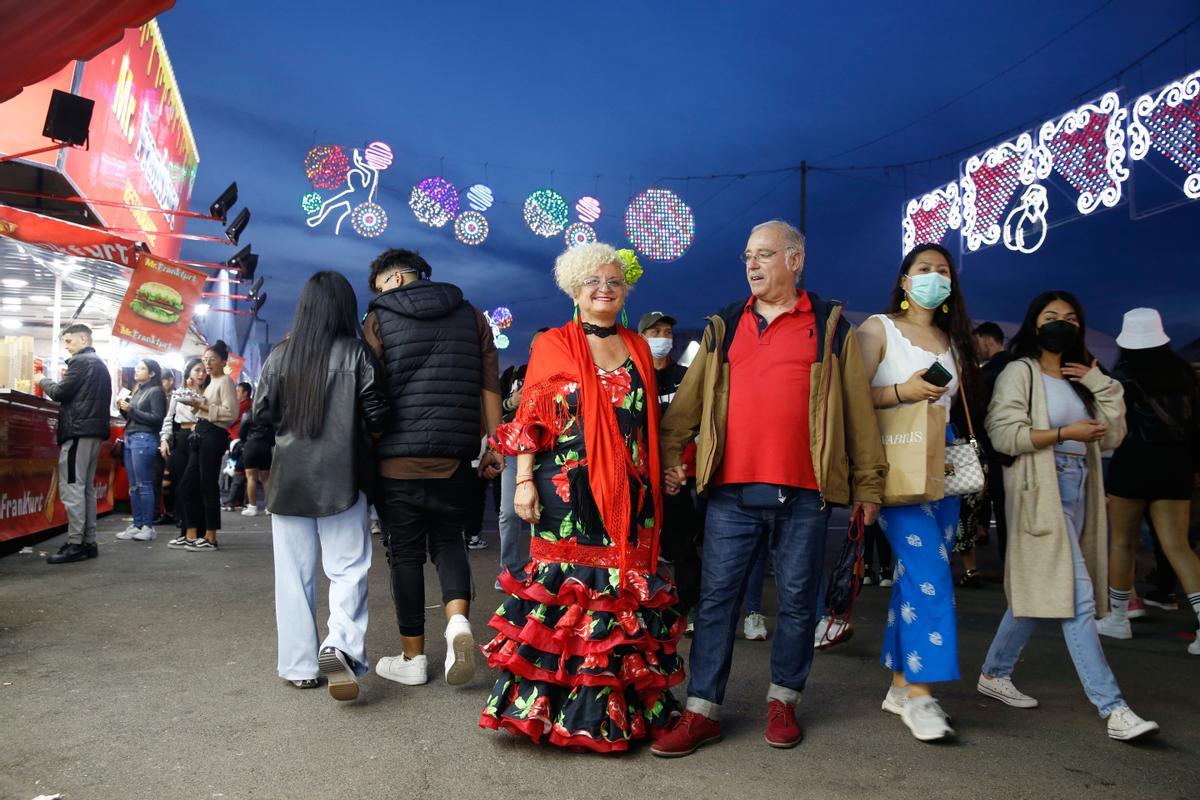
900, 299, 910, 311
942, 304, 949, 313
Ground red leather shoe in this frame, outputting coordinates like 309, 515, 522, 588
650, 711, 722, 758
765, 700, 803, 748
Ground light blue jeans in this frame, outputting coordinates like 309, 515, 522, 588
272, 492, 371, 680
497, 459, 526, 573
981, 454, 1125, 716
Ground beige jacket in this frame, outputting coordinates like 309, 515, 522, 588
985, 357, 1125, 618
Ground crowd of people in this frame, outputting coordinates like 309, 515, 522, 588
33, 219, 1199, 755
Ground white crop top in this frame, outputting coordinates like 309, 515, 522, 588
868, 314, 959, 412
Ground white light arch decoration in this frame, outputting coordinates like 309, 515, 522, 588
1036, 91, 1129, 214
961, 133, 1045, 252
902, 181, 961, 255
1002, 185, 1049, 254
1128, 69, 1200, 200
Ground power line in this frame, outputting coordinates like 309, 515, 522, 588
815, 0, 1116, 164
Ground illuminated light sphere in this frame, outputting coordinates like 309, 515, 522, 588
364, 141, 394, 171
523, 189, 569, 237
565, 222, 596, 248
489, 306, 513, 329
466, 184, 494, 212
300, 191, 323, 214
454, 211, 490, 245
495, 334, 510, 350
409, 177, 460, 228
624, 187, 695, 261
575, 196, 601, 223
304, 145, 351, 190
351, 202, 388, 238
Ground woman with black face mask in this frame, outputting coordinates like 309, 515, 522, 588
978, 291, 1158, 742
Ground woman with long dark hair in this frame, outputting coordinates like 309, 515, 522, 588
979, 291, 1158, 741
1098, 308, 1200, 655
856, 242, 982, 742
255, 271, 387, 700
116, 358, 166, 541
163, 357, 207, 546
176, 341, 237, 551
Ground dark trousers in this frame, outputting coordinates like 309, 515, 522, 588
465, 472, 488, 539
987, 459, 1008, 562
660, 487, 703, 614
163, 428, 190, 522
178, 422, 229, 532
863, 522, 892, 573
378, 463, 474, 637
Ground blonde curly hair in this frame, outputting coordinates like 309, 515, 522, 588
553, 242, 629, 298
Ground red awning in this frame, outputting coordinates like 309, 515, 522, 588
0, 0, 176, 103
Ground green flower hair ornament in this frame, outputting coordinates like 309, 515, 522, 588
617, 249, 643, 287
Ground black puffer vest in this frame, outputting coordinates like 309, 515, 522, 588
368, 280, 482, 460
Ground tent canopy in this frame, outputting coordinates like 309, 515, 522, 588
0, 0, 175, 102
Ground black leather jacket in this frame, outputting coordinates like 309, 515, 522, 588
254, 337, 388, 517
121, 384, 166, 435
39, 347, 113, 444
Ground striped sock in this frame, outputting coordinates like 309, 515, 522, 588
1109, 588, 1131, 619
1188, 592, 1200, 626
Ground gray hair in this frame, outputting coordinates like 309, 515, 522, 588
553, 242, 626, 298
751, 219, 806, 254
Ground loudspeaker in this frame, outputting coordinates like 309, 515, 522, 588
42, 90, 94, 146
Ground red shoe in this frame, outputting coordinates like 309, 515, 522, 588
650, 711, 722, 758
1127, 595, 1147, 619
765, 700, 803, 748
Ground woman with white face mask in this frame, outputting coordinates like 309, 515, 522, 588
856, 243, 985, 743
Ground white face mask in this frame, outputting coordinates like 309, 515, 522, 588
646, 337, 673, 358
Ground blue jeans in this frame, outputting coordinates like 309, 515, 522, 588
981, 454, 1125, 716
497, 459, 527, 573
686, 486, 830, 716
123, 431, 159, 527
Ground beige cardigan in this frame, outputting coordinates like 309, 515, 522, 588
985, 357, 1125, 619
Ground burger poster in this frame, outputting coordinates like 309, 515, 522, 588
112, 255, 206, 352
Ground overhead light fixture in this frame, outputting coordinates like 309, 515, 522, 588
209, 182, 238, 223
249, 276, 264, 297
28, 294, 51, 302
240, 253, 259, 281
227, 244, 252, 271
2, 297, 21, 305
195, 302, 211, 316
251, 292, 267, 314
225, 207, 250, 244
1, 319, 21, 330
1, 278, 28, 288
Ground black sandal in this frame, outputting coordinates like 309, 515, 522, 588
956, 570, 981, 588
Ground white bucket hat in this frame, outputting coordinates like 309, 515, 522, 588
1116, 307, 1170, 350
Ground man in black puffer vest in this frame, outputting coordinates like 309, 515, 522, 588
363, 249, 502, 690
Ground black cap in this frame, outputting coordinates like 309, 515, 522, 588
637, 311, 678, 333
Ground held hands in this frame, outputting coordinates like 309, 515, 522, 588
1061, 359, 1099, 383
663, 465, 687, 495
478, 449, 504, 479
1062, 419, 1108, 443
899, 369, 949, 403
514, 479, 540, 524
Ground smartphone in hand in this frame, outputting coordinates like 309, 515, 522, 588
923, 361, 953, 388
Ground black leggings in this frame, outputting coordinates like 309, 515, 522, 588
178, 422, 229, 533
378, 463, 474, 637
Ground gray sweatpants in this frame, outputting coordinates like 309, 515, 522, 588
60, 436, 102, 544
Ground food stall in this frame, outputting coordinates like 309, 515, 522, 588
0, 18, 209, 547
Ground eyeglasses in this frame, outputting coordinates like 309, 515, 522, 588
741, 249, 781, 265
582, 278, 627, 291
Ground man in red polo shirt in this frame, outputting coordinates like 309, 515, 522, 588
653, 219, 886, 756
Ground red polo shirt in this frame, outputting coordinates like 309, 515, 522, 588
713, 292, 818, 490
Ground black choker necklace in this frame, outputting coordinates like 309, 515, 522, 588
581, 321, 619, 338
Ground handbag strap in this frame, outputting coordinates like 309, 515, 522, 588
947, 347, 977, 442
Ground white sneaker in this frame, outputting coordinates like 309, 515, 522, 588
878, 577, 894, 588
131, 526, 157, 541
743, 612, 769, 641
977, 674, 1039, 708
116, 524, 139, 540
1106, 705, 1159, 741
901, 695, 955, 742
444, 615, 475, 686
881, 686, 907, 716
1095, 613, 1132, 640
1187, 633, 1200, 656
240, 506, 259, 517
814, 616, 853, 650
375, 654, 429, 686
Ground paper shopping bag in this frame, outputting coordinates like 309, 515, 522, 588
876, 401, 946, 506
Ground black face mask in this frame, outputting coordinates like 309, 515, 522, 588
1037, 319, 1079, 354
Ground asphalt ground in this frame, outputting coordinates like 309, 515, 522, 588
0, 508, 1195, 800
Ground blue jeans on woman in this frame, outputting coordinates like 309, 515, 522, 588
981, 453, 1125, 716
123, 431, 159, 528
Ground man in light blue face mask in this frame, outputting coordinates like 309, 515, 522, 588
638, 310, 682, 404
